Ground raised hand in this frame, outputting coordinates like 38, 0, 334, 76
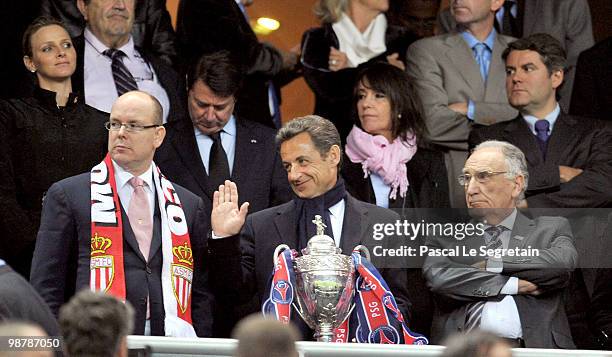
211, 180, 249, 237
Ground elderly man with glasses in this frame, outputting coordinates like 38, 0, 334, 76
423, 139, 577, 348
31, 91, 214, 338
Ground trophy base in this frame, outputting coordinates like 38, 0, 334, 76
314, 326, 335, 342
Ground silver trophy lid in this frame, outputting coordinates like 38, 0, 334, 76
302, 215, 342, 255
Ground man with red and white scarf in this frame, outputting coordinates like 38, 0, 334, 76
31, 91, 213, 337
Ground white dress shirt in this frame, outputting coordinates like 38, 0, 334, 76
83, 29, 170, 122
480, 209, 523, 338
194, 116, 237, 175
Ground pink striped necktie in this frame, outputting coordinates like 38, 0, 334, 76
128, 176, 153, 261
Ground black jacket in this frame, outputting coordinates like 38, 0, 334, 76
40, 0, 178, 67
0, 88, 108, 277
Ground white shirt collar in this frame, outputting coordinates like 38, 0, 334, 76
112, 159, 154, 191
84, 28, 136, 60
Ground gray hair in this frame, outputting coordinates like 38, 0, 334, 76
314, 0, 348, 23
59, 291, 134, 357
276, 115, 343, 168
474, 140, 529, 201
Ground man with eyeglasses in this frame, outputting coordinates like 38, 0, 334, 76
424, 139, 577, 348
154, 51, 291, 337
31, 91, 214, 338
469, 33, 612, 350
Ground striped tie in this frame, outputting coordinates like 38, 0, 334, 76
465, 226, 507, 331
104, 49, 138, 96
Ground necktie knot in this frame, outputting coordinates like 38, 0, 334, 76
503, 0, 516, 11
473, 43, 487, 57
129, 176, 145, 189
103, 48, 124, 60
535, 119, 550, 134
210, 131, 222, 142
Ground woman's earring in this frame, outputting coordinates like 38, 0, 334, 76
398, 114, 402, 119
30, 69, 36, 73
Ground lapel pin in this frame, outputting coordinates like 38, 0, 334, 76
251, 139, 257, 144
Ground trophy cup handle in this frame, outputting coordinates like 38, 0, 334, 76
273, 244, 292, 266
353, 244, 371, 261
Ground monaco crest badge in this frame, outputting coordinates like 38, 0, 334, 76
171, 243, 194, 313
90, 233, 115, 292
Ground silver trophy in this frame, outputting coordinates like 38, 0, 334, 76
273, 215, 370, 342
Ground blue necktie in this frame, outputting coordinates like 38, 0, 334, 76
535, 120, 550, 159
473, 43, 489, 82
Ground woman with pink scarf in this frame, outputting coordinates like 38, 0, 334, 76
341, 62, 450, 338
342, 62, 449, 210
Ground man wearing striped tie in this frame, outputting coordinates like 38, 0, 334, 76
423, 140, 577, 348
71, 0, 184, 123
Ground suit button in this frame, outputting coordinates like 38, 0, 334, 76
140, 298, 147, 305
146, 266, 152, 274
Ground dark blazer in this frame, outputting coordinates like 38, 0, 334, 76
301, 23, 416, 142
155, 117, 292, 218
570, 38, 612, 121
341, 148, 450, 210
30, 172, 213, 337
176, 0, 290, 128
470, 113, 612, 208
424, 213, 578, 348
208, 194, 412, 338
154, 117, 292, 336
71, 35, 186, 123
0, 264, 59, 337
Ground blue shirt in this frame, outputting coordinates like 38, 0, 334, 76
461, 30, 497, 120
194, 115, 237, 175
522, 104, 561, 136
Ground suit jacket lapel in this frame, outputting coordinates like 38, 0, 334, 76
171, 121, 212, 199
274, 202, 299, 250
484, 35, 508, 101
232, 119, 257, 188
545, 113, 577, 164
508, 212, 535, 250
340, 196, 369, 255
147, 190, 162, 261
503, 117, 543, 166
445, 35, 485, 97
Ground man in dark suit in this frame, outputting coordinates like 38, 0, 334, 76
30, 91, 213, 337
425, 140, 577, 348
176, 0, 299, 129
155, 51, 291, 336
208, 116, 412, 339
71, 0, 184, 123
570, 37, 612, 121
437, 0, 595, 111
470, 33, 612, 208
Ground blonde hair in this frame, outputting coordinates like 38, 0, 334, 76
314, 0, 348, 23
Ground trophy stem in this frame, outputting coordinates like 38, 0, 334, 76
315, 324, 335, 342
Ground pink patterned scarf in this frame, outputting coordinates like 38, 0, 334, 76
345, 126, 417, 199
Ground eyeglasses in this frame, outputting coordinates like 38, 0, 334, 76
104, 121, 160, 132
458, 171, 508, 186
